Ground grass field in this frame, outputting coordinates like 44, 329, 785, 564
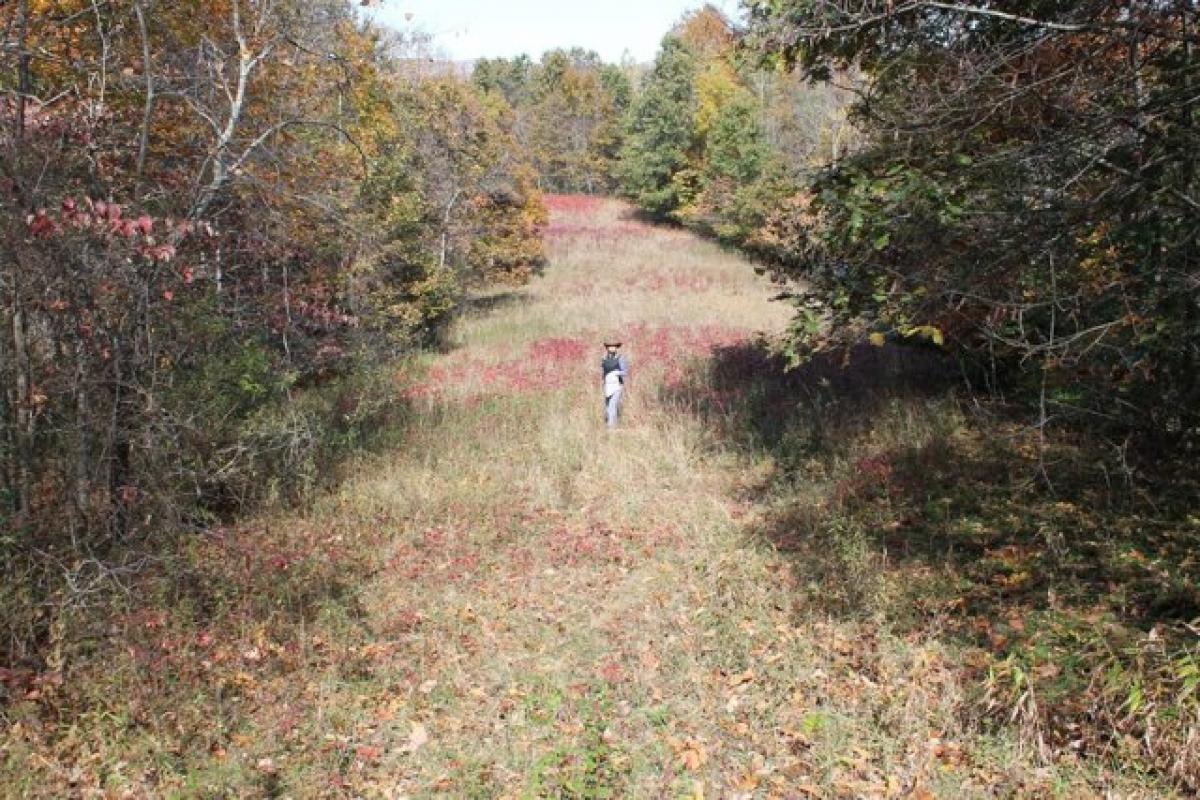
1, 196, 1189, 798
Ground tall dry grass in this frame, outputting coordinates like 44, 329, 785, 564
0, 196, 1181, 798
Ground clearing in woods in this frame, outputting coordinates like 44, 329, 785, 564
8, 196, 1172, 797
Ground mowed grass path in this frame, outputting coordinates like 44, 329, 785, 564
6, 197, 1169, 797
290, 197, 1145, 798
355, 196, 815, 796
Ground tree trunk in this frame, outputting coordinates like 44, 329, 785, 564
10, 301, 33, 522
1, 0, 33, 521
12, 0, 30, 147
133, 1, 157, 202
0, 269, 15, 517
72, 339, 91, 546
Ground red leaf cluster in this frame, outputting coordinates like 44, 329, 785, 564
542, 194, 605, 214
407, 326, 750, 403
27, 197, 192, 265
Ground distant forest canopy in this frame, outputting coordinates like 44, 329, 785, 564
471, 49, 638, 194
468, 5, 854, 213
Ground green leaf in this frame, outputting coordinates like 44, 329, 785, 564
848, 208, 865, 238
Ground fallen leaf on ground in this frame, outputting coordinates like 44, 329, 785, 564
403, 722, 429, 753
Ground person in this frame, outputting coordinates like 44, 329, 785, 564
601, 339, 629, 429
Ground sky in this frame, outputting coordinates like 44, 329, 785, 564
361, 0, 743, 64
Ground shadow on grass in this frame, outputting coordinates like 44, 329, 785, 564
663, 338, 1200, 771
665, 338, 1200, 628
621, 204, 675, 227
458, 289, 531, 320
661, 339, 956, 457
166, 289, 549, 637
431, 290, 533, 354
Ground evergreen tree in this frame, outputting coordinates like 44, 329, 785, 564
697, 89, 776, 241
705, 92, 767, 187
618, 36, 699, 217
471, 55, 534, 106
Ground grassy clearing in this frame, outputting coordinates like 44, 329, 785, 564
1, 196, 1189, 797
672, 337, 1200, 794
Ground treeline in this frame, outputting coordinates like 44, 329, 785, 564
0, 0, 543, 660
471, 49, 634, 194
619, 5, 851, 250
477, 6, 850, 280
750, 0, 1200, 448
473, 5, 853, 246
621, 1, 1200, 449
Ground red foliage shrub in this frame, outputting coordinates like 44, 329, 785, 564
542, 194, 605, 214
406, 326, 752, 403
543, 220, 656, 241
833, 452, 897, 507
544, 523, 629, 568
528, 337, 590, 363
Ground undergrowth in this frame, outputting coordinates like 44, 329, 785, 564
1, 196, 1190, 798
665, 339, 1200, 791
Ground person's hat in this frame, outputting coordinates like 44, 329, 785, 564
603, 339, 622, 347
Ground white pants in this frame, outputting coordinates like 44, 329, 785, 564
605, 389, 623, 428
